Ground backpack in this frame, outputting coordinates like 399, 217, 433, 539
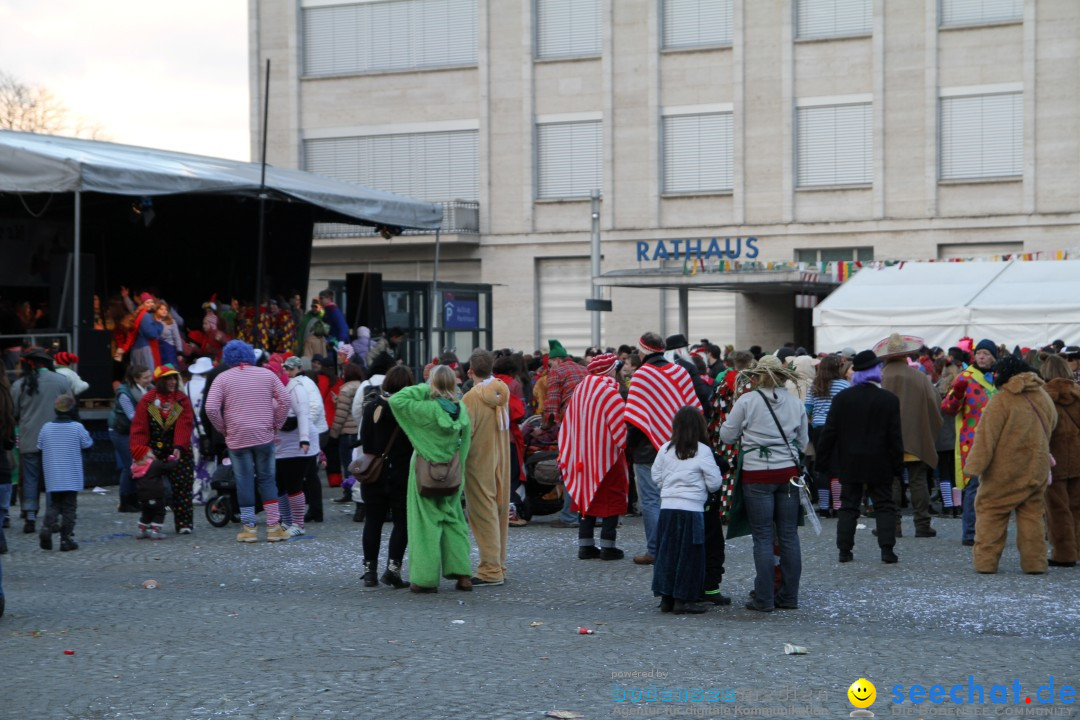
415, 429, 463, 497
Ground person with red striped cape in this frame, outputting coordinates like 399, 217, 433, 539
558, 354, 628, 560
624, 332, 702, 565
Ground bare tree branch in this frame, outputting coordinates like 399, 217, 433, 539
0, 70, 106, 138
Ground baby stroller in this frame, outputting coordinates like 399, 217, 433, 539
518, 415, 565, 520
204, 463, 262, 527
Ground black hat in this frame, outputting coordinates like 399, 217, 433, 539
851, 350, 881, 371
21, 347, 53, 363
664, 334, 689, 351
991, 355, 1035, 388
388, 326, 407, 339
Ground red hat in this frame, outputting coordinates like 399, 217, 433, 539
638, 335, 665, 354
132, 445, 151, 462
53, 351, 79, 367
587, 353, 618, 375
139, 292, 154, 303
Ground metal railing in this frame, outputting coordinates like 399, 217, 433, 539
313, 200, 480, 239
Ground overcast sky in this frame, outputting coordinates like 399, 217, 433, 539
0, 0, 250, 160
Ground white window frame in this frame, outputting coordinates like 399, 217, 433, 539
535, 0, 602, 60
661, 106, 734, 195
939, 86, 1023, 182
535, 117, 603, 200
303, 128, 479, 203
939, 0, 1023, 28
661, 0, 734, 50
795, 96, 873, 188
302, 0, 478, 77
795, 0, 873, 40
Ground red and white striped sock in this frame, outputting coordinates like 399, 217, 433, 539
289, 493, 306, 529
831, 479, 842, 510
263, 499, 280, 527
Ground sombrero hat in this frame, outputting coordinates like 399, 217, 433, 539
872, 333, 924, 359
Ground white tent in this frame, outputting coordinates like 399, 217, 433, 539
814, 260, 1080, 351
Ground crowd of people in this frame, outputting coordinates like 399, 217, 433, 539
2, 297, 1079, 618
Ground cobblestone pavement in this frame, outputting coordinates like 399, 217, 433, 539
2, 491, 1078, 719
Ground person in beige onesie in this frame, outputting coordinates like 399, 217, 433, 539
462, 349, 511, 586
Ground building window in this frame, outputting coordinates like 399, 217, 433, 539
796, 102, 872, 187
536, 121, 602, 199
535, 0, 602, 59
796, 247, 875, 263
662, 0, 733, 49
303, 0, 477, 76
940, 0, 1022, 27
662, 112, 733, 194
940, 93, 1022, 181
796, 0, 872, 40
304, 130, 478, 202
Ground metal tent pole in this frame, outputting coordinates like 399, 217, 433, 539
73, 190, 81, 355
432, 228, 441, 357
255, 58, 271, 326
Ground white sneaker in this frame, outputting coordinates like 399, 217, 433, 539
286, 524, 305, 537
134, 523, 149, 540
178, 527, 193, 535
147, 524, 166, 540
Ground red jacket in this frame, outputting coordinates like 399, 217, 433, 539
130, 389, 195, 455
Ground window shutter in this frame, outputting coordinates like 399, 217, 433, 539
304, 130, 478, 202
536, 0, 601, 59
940, 0, 1023, 27
303, 0, 477, 76
536, 121, 602, 199
796, 103, 872, 187
662, 113, 733, 193
940, 93, 1022, 180
796, 0, 872, 39
662, 0, 733, 49
538, 258, 600, 353
664, 292, 735, 346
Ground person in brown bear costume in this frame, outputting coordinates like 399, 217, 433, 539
965, 355, 1057, 574
1040, 355, 1080, 567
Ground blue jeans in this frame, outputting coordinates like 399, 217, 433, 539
743, 481, 802, 610
109, 429, 134, 498
0, 483, 10, 549
634, 463, 661, 558
559, 486, 579, 524
962, 476, 980, 542
229, 443, 277, 515
20, 452, 42, 516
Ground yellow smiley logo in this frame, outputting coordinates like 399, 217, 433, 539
848, 678, 877, 709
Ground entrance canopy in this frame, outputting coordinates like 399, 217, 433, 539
814, 260, 1080, 351
0, 130, 443, 230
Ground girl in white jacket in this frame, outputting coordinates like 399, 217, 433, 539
651, 406, 724, 615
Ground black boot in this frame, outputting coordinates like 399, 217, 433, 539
60, 537, 78, 552
381, 560, 407, 588
118, 495, 141, 513
353, 503, 366, 523
362, 560, 378, 587
39, 529, 52, 550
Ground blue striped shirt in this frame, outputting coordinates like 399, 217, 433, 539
37, 420, 94, 492
806, 379, 850, 428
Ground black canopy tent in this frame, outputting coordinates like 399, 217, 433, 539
0, 131, 443, 373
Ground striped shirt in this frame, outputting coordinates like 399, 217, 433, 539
37, 419, 94, 492
806, 379, 850, 427
205, 365, 290, 450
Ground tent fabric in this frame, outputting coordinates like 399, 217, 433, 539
814, 260, 1080, 351
0, 130, 443, 230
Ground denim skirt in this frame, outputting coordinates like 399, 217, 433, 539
651, 508, 705, 601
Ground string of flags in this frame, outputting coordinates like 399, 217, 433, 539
679, 248, 1080, 282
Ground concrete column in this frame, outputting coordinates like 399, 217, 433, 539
872, 0, 886, 218
1022, 0, 1038, 214
923, 0, 939, 218
735, 293, 795, 352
